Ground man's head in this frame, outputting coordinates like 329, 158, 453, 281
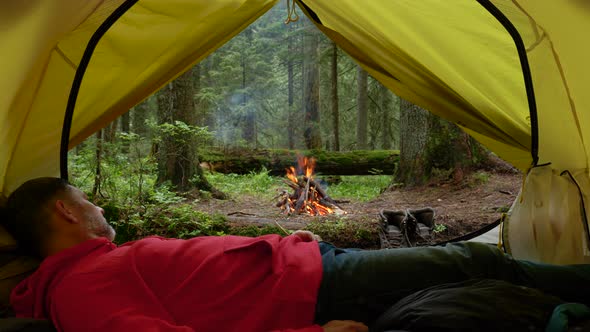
2, 177, 115, 258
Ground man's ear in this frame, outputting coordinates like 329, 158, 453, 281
54, 200, 79, 224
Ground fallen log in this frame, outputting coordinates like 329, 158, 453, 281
200, 148, 399, 176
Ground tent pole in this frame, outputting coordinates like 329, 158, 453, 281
476, 0, 539, 167
59, 0, 140, 180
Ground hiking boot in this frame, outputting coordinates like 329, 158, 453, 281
379, 209, 406, 234
408, 207, 435, 238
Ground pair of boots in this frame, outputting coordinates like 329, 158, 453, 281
379, 207, 435, 248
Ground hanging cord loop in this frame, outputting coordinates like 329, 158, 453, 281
284, 0, 299, 24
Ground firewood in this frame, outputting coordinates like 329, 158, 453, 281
283, 179, 300, 190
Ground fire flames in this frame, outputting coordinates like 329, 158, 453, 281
277, 156, 345, 216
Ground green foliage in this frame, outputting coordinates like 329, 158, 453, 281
433, 223, 447, 233
67, 4, 405, 246
471, 171, 490, 185
150, 120, 213, 153
111, 200, 229, 244
69, 130, 229, 244
69, 132, 157, 204
327, 175, 392, 202
306, 217, 380, 249
229, 225, 286, 237
205, 168, 282, 200
205, 168, 391, 203
495, 205, 510, 213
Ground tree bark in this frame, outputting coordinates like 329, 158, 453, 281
356, 65, 368, 149
103, 120, 118, 143
379, 84, 392, 150
132, 99, 149, 137
303, 21, 321, 149
156, 82, 175, 186
287, 23, 296, 150
395, 98, 492, 187
120, 111, 131, 153
121, 112, 130, 133
156, 68, 225, 197
425, 116, 490, 183
193, 63, 206, 127
242, 27, 256, 147
395, 98, 429, 186
200, 149, 399, 176
173, 67, 198, 192
331, 42, 340, 151
92, 130, 103, 198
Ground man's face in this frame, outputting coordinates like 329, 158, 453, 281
65, 186, 116, 241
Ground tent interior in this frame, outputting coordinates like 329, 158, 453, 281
1, 0, 590, 329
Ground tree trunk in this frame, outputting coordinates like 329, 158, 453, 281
201, 59, 216, 129
303, 21, 321, 150
200, 149, 399, 176
356, 66, 368, 150
120, 111, 130, 153
287, 23, 296, 150
380, 84, 392, 150
120, 112, 129, 133
92, 130, 103, 199
425, 116, 491, 183
242, 27, 256, 147
395, 98, 492, 187
173, 67, 198, 192
331, 42, 340, 151
395, 98, 429, 187
193, 63, 206, 127
156, 83, 175, 186
103, 120, 118, 143
156, 68, 225, 197
132, 99, 149, 137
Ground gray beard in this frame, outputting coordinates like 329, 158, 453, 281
86, 217, 116, 241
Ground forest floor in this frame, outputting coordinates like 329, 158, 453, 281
193, 168, 522, 249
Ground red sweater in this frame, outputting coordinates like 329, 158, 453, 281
11, 235, 324, 332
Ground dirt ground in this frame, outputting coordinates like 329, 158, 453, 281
193, 170, 522, 249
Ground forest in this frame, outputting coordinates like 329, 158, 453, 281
68, 3, 519, 248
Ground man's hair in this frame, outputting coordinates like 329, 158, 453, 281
1, 177, 70, 257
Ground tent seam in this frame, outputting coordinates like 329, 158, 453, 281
511, 0, 540, 39
547, 43, 588, 168
524, 30, 545, 53
511, 0, 588, 169
510, 0, 545, 53
54, 45, 79, 70
2, 55, 54, 195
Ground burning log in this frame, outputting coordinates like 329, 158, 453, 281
276, 157, 346, 216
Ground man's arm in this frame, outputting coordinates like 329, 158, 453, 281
272, 320, 367, 332
321, 320, 369, 332
291, 230, 322, 242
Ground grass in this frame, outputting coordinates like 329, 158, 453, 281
206, 170, 392, 202
326, 175, 392, 202
205, 169, 283, 200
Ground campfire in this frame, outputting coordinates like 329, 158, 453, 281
276, 156, 346, 216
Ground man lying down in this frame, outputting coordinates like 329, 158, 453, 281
1, 177, 589, 332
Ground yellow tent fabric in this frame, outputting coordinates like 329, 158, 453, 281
1, 0, 589, 263
0, 0, 278, 195
298, 0, 532, 170
295, 0, 590, 263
